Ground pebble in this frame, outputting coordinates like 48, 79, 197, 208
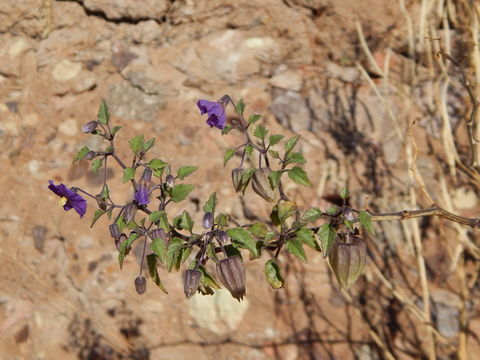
52, 60, 82, 81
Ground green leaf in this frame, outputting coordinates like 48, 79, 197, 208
97, 100, 110, 125
149, 211, 170, 231
285, 135, 300, 153
214, 213, 229, 227
268, 170, 282, 189
286, 238, 307, 263
122, 167, 136, 183
151, 238, 167, 263
100, 184, 109, 199
179, 210, 194, 233
148, 158, 168, 170
254, 124, 268, 140
288, 166, 311, 187
295, 228, 319, 251
73, 146, 90, 162
249, 223, 268, 238
268, 150, 280, 158
302, 207, 323, 222
326, 206, 339, 215
286, 152, 306, 165
277, 201, 297, 223
111, 126, 122, 135
269, 134, 284, 146
171, 184, 195, 202
244, 144, 253, 157
227, 228, 259, 258
90, 209, 107, 228
235, 99, 245, 115
340, 186, 350, 200
118, 232, 138, 269
146, 254, 168, 293
144, 138, 155, 152
199, 265, 221, 289
359, 210, 375, 235
223, 149, 235, 166
248, 114, 261, 124
221, 125, 233, 135
177, 166, 198, 180
91, 158, 103, 174
318, 223, 336, 258
166, 238, 184, 272
264, 259, 284, 289
129, 135, 145, 155
203, 192, 217, 214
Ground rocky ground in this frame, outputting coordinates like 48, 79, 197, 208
1, 1, 480, 359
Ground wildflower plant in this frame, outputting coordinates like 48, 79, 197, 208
48, 96, 480, 299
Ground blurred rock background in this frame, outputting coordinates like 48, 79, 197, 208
1, 0, 480, 359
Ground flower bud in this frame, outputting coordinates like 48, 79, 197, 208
115, 233, 127, 251
165, 174, 175, 188
328, 235, 367, 290
85, 151, 97, 160
123, 202, 137, 223
183, 269, 202, 298
134, 275, 147, 295
216, 230, 228, 243
343, 207, 355, 222
252, 168, 275, 202
95, 194, 107, 210
149, 228, 169, 242
81, 120, 98, 133
216, 255, 246, 301
202, 212, 214, 229
109, 223, 121, 239
231, 168, 244, 192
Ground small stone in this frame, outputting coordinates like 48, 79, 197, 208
52, 60, 82, 81
270, 69, 303, 92
58, 118, 78, 136
8, 38, 32, 57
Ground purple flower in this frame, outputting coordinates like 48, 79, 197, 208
197, 99, 227, 130
48, 180, 87, 218
134, 185, 150, 205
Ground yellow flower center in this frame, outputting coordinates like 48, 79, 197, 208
58, 197, 67, 206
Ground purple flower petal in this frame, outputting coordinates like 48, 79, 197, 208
48, 180, 87, 218
197, 99, 226, 130
134, 185, 150, 205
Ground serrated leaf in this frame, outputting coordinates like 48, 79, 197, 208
286, 152, 306, 165
73, 146, 90, 162
269, 134, 284, 146
254, 124, 268, 139
171, 184, 194, 203
144, 138, 155, 152
111, 126, 122, 135
340, 186, 350, 200
249, 223, 268, 238
244, 144, 253, 157
268, 170, 282, 189
91, 158, 103, 174
214, 213, 229, 227
148, 158, 168, 170
288, 166, 311, 187
129, 135, 145, 155
223, 149, 235, 166
302, 207, 323, 222
235, 99, 245, 115
286, 238, 307, 263
248, 114, 261, 124
100, 184, 109, 199
295, 228, 319, 251
177, 166, 198, 180
146, 254, 168, 293
319, 223, 336, 258
359, 210, 375, 235
90, 209, 107, 228
122, 167, 136, 183
166, 238, 184, 272
285, 135, 300, 153
264, 259, 284, 289
97, 100, 110, 125
277, 201, 297, 223
203, 192, 217, 214
149, 211, 169, 231
150, 238, 167, 263
227, 228, 259, 258
326, 206, 339, 215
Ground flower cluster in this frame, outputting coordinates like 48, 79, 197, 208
48, 98, 373, 299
